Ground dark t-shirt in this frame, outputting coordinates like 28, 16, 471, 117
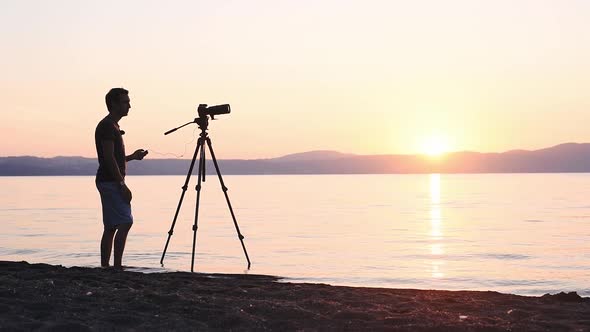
95, 116, 126, 182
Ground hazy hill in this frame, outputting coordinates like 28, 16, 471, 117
2, 143, 590, 175
271, 150, 357, 162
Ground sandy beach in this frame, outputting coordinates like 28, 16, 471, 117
1, 261, 588, 331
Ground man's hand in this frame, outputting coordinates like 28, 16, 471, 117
121, 183, 132, 203
130, 149, 149, 161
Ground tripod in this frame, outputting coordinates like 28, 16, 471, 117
160, 115, 251, 272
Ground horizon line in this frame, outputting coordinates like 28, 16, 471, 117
0, 142, 587, 160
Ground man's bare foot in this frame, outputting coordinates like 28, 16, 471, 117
112, 265, 125, 271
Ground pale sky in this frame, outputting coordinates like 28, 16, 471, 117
1, 0, 590, 159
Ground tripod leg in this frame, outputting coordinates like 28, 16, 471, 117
191, 141, 206, 272
202, 143, 206, 183
205, 137, 252, 269
160, 138, 202, 265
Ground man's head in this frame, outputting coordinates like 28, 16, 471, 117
105, 88, 130, 117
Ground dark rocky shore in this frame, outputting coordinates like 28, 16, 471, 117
1, 261, 589, 331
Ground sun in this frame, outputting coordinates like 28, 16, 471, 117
420, 135, 450, 157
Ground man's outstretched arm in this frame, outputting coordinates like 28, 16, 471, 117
126, 149, 149, 162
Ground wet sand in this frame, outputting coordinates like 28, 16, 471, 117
1, 261, 589, 331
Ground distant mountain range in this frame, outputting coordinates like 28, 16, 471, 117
2, 143, 590, 175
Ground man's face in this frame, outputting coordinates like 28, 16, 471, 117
114, 95, 131, 117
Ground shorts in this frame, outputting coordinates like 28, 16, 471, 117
96, 181, 133, 229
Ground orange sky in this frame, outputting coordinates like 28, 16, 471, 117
1, 1, 590, 159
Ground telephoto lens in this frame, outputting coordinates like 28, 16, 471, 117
206, 104, 231, 115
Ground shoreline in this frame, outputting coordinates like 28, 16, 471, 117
1, 261, 589, 331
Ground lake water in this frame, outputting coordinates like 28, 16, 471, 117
1, 174, 589, 296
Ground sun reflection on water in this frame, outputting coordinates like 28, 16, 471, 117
429, 174, 445, 278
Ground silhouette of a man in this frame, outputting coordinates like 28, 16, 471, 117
95, 88, 148, 269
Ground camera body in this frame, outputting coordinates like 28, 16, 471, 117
198, 104, 231, 119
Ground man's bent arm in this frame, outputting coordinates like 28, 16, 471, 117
101, 140, 125, 182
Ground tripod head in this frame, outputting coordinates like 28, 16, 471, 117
194, 115, 209, 131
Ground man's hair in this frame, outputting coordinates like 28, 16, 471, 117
105, 88, 129, 112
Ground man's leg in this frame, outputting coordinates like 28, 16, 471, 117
101, 227, 116, 267
113, 223, 133, 268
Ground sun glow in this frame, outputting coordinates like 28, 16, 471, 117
420, 135, 451, 157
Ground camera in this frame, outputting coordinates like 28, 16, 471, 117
198, 104, 231, 119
